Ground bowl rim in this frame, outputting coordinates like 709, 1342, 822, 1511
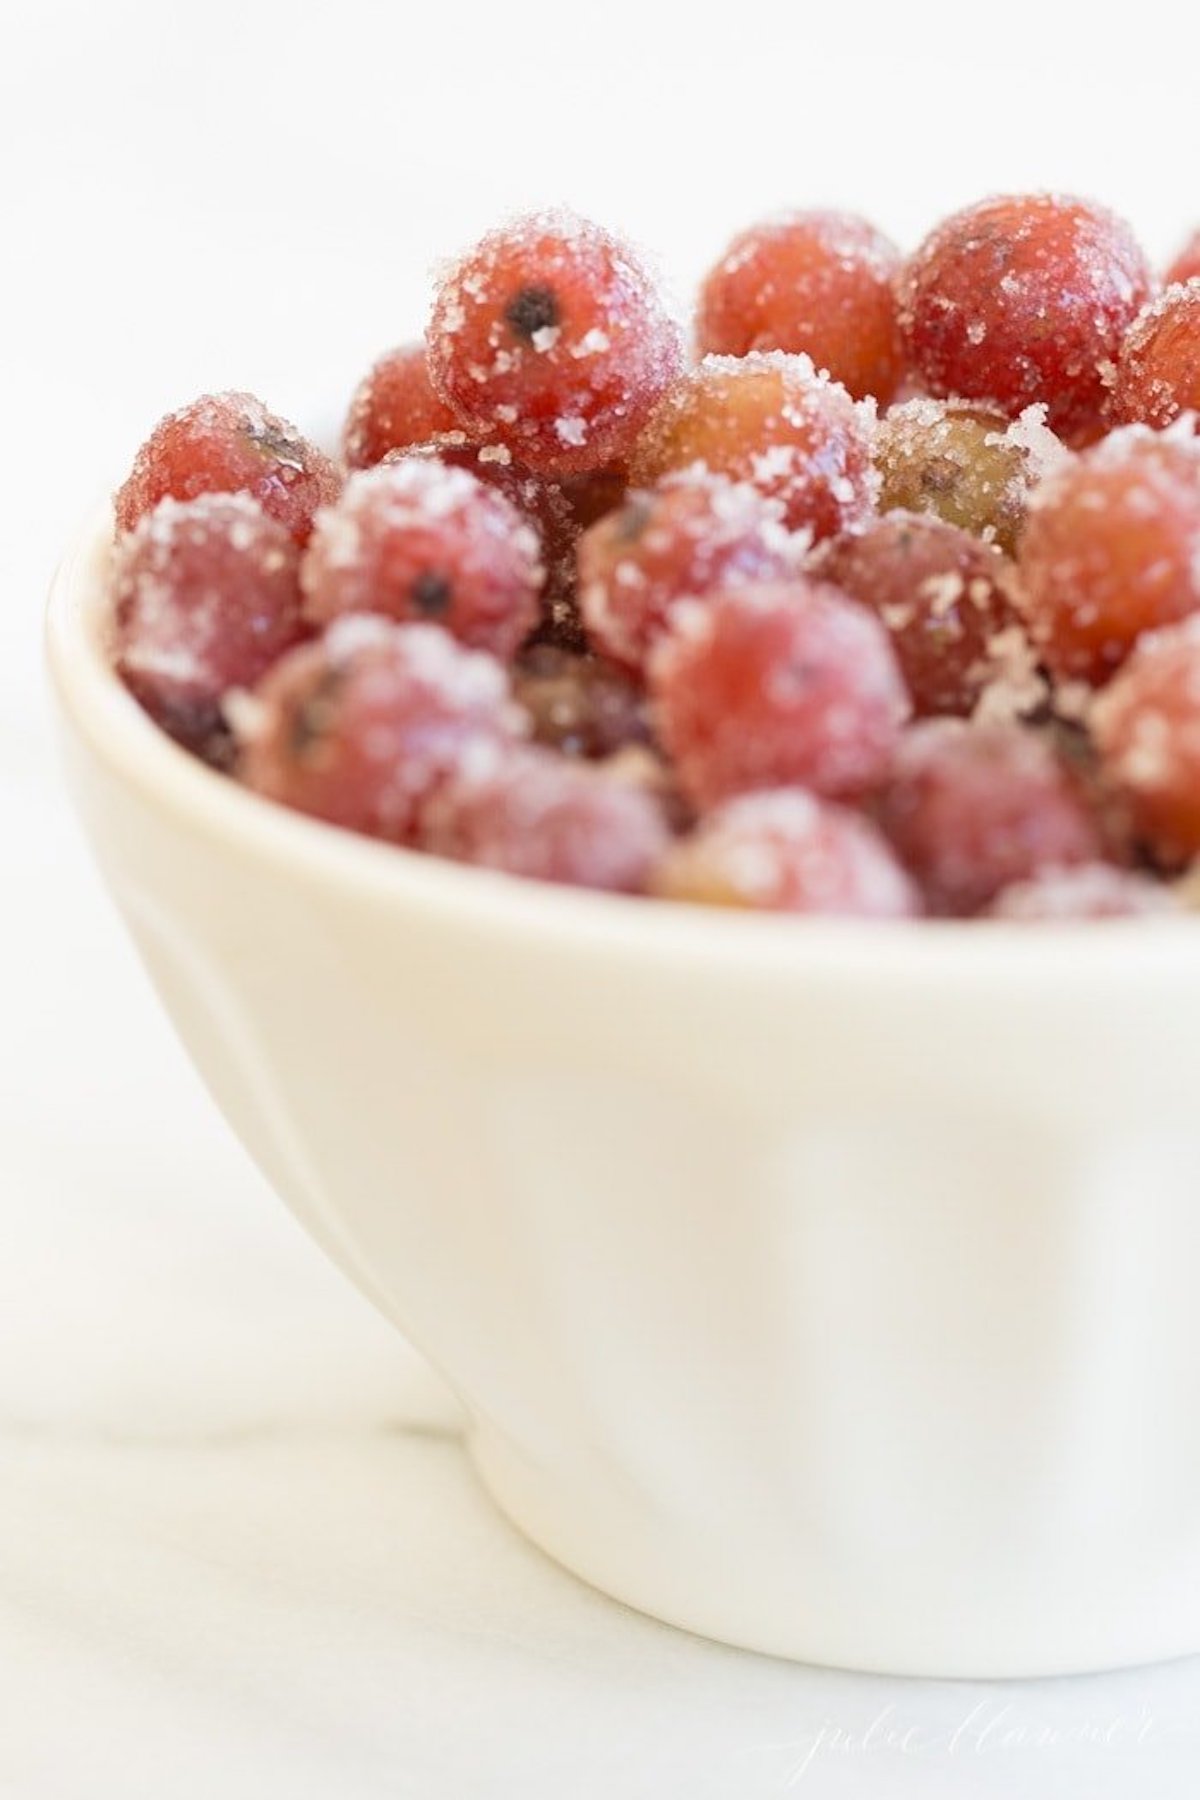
46, 504, 1200, 987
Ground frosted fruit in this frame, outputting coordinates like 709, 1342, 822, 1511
651, 578, 910, 808
878, 719, 1103, 914
113, 493, 306, 762
630, 353, 877, 541
814, 513, 1020, 718
655, 788, 920, 916
238, 616, 519, 843
697, 211, 906, 403
342, 345, 460, 468
301, 460, 541, 659
898, 195, 1150, 445
427, 210, 683, 476
1017, 427, 1200, 683
578, 469, 801, 672
421, 744, 669, 892
115, 391, 342, 546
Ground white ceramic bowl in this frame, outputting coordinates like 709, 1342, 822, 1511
47, 508, 1200, 1678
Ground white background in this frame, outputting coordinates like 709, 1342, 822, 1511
5, 2, 1200, 1794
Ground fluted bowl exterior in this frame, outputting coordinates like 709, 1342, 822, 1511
46, 512, 1200, 1676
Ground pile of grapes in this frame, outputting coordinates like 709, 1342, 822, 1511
109, 199, 1200, 920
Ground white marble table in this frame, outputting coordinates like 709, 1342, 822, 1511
4, 758, 1200, 1799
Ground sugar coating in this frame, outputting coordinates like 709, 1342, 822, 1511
421, 744, 670, 892
301, 459, 542, 659
113, 492, 305, 760
1092, 614, 1200, 865
655, 788, 920, 917
630, 352, 878, 540
878, 719, 1102, 915
897, 194, 1151, 444
651, 577, 910, 808
697, 210, 906, 403
1017, 425, 1200, 682
814, 511, 1021, 718
969, 624, 1049, 726
239, 618, 520, 843
390, 435, 580, 623
989, 862, 1177, 920
578, 468, 804, 672
114, 390, 342, 547
426, 209, 683, 476
102, 207, 1200, 923
992, 404, 1070, 483
875, 397, 1064, 555
1112, 281, 1200, 431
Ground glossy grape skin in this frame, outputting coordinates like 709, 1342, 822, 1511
393, 441, 633, 651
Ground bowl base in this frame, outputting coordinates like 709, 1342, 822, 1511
469, 1422, 1200, 1679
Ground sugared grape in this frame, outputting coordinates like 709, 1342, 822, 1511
578, 469, 801, 672
898, 194, 1150, 444
1016, 426, 1200, 682
874, 398, 1065, 553
1092, 617, 1200, 867
115, 391, 342, 546
301, 460, 541, 659
654, 788, 920, 916
814, 512, 1021, 718
629, 353, 877, 540
651, 578, 909, 808
342, 344, 460, 468
989, 863, 1177, 920
1111, 283, 1200, 431
238, 616, 519, 842
696, 211, 905, 403
421, 743, 669, 892
427, 210, 683, 475
878, 720, 1103, 914
389, 437, 581, 643
113, 493, 306, 762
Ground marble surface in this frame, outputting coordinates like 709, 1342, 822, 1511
10, 3, 1200, 1790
